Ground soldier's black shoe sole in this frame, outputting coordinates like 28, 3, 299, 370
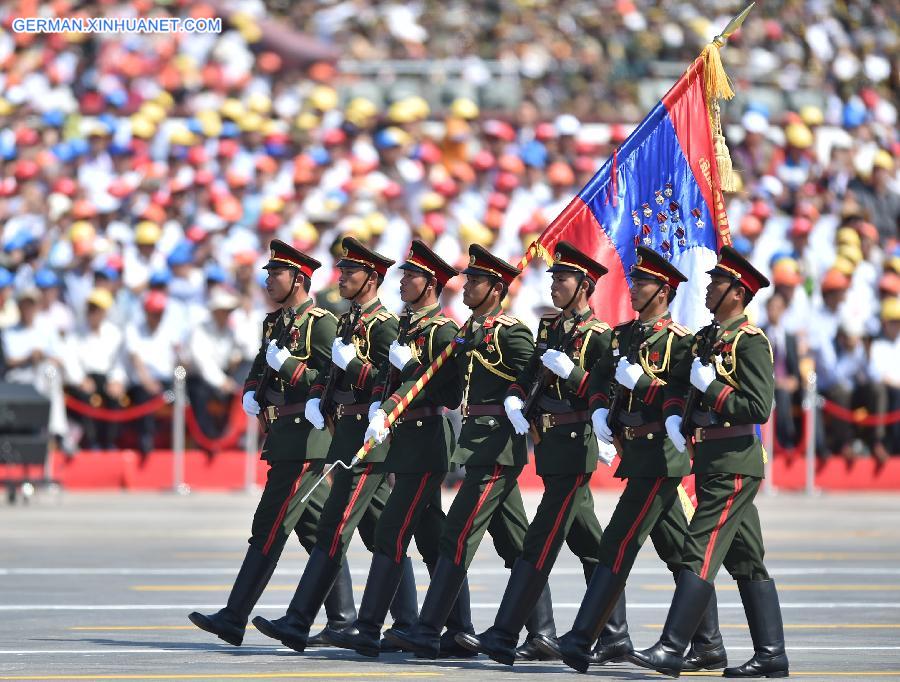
188, 612, 243, 647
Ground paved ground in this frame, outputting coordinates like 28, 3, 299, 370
2, 487, 899, 681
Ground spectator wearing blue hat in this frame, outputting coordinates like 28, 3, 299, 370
34, 269, 75, 340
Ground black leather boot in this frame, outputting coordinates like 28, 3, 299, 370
441, 575, 477, 658
188, 545, 276, 646
252, 546, 340, 652
590, 592, 633, 664
723, 579, 789, 678
456, 559, 548, 666
381, 556, 418, 652
627, 570, 714, 678
516, 581, 559, 660
307, 558, 356, 647
329, 554, 404, 657
551, 564, 625, 673
383, 555, 466, 659
682, 585, 727, 671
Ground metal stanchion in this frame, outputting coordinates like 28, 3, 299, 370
762, 405, 775, 496
245, 414, 259, 493
172, 366, 190, 495
802, 371, 818, 496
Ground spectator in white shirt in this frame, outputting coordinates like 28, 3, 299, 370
186, 290, 242, 440
867, 298, 900, 463
64, 288, 127, 450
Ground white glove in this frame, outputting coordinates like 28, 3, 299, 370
365, 409, 390, 444
665, 415, 687, 453
690, 357, 716, 392
597, 439, 618, 466
615, 357, 644, 390
266, 340, 291, 371
389, 340, 413, 370
331, 338, 357, 370
592, 408, 613, 444
368, 401, 382, 421
242, 391, 260, 416
541, 349, 576, 379
503, 395, 530, 435
304, 398, 325, 430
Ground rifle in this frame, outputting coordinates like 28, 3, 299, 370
680, 319, 721, 440
381, 306, 413, 402
607, 320, 645, 437
522, 310, 586, 444
253, 306, 298, 433
321, 302, 362, 434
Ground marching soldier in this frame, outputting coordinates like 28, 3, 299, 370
188, 239, 357, 647
252, 237, 418, 652
455, 241, 629, 666
384, 244, 537, 659
552, 246, 725, 673
330, 239, 475, 658
628, 246, 788, 678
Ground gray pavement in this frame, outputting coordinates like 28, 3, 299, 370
2, 488, 899, 681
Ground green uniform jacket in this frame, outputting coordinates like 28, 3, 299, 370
663, 314, 774, 477
243, 298, 337, 463
377, 303, 463, 473
589, 313, 693, 479
308, 298, 398, 465
507, 308, 611, 475
451, 306, 535, 468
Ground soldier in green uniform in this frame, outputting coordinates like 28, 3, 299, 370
384, 244, 536, 659
452, 241, 627, 666
628, 246, 788, 678
550, 246, 725, 673
188, 240, 356, 647
329, 239, 475, 658
252, 237, 418, 652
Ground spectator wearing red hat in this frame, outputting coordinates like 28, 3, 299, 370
125, 291, 181, 455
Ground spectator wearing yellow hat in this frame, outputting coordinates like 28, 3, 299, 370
849, 149, 899, 242
868, 298, 900, 463
64, 288, 127, 450
124, 221, 166, 294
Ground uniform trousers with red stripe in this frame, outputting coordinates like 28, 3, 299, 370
315, 463, 390, 561
596, 476, 690, 579
680, 473, 769, 583
438, 465, 530, 570
250, 460, 330, 561
374, 472, 446, 565
521, 473, 604, 577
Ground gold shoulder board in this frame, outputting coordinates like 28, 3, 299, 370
668, 322, 690, 337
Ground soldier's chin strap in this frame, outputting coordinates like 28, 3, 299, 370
409, 275, 433, 307
632, 278, 667, 319
470, 276, 500, 313
562, 273, 587, 315
276, 269, 302, 305
347, 268, 376, 302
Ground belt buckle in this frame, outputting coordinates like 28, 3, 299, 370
694, 427, 705, 443
265, 405, 278, 423
335, 404, 345, 419
623, 426, 635, 440
541, 413, 553, 431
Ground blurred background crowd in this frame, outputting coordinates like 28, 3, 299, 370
0, 0, 896, 461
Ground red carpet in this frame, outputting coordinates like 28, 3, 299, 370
2, 450, 900, 491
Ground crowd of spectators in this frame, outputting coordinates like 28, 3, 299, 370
0, 1, 896, 460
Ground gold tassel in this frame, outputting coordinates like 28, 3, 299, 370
703, 46, 740, 193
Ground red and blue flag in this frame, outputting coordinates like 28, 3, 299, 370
529, 56, 734, 330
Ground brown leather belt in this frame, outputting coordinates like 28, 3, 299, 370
621, 421, 664, 440
263, 402, 306, 426
461, 404, 506, 417
538, 410, 591, 432
334, 403, 369, 419
393, 406, 444, 425
693, 424, 755, 442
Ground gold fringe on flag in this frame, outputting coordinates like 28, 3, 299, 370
699, 2, 755, 195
